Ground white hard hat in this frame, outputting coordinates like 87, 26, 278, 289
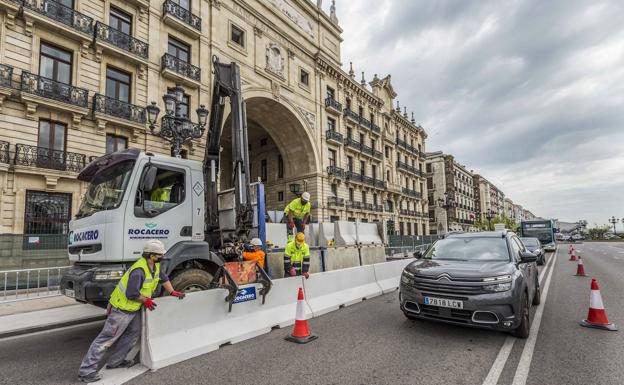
250, 238, 263, 246
143, 239, 166, 255
301, 192, 310, 201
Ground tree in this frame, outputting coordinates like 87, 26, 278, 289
588, 226, 611, 240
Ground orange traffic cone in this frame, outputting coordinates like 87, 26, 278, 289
580, 278, 617, 331
575, 257, 586, 276
285, 287, 318, 344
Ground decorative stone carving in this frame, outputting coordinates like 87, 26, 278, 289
265, 43, 284, 78
297, 106, 316, 131
267, 0, 315, 38
253, 26, 263, 37
271, 80, 280, 100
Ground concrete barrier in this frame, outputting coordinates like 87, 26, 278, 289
318, 223, 335, 246
373, 258, 414, 293
334, 221, 357, 246
303, 265, 382, 317
304, 223, 319, 246
356, 222, 383, 245
142, 276, 307, 370
323, 246, 360, 270
359, 245, 387, 265
265, 223, 288, 249
266, 249, 322, 278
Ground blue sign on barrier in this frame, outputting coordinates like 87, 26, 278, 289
233, 287, 257, 304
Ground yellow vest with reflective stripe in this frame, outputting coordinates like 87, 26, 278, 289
283, 198, 311, 219
109, 258, 160, 312
285, 241, 310, 264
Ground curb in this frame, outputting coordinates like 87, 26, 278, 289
0, 314, 106, 339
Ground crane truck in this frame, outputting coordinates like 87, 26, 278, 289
60, 57, 269, 308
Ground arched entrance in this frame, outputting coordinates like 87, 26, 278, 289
220, 95, 319, 219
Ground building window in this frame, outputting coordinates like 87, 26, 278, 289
331, 183, 337, 197
362, 191, 367, 204
24, 191, 72, 241
358, 106, 364, 117
106, 134, 127, 154
370, 113, 374, 124
260, 159, 267, 182
330, 215, 340, 223
371, 139, 376, 150
39, 43, 72, 84
231, 24, 245, 47
360, 160, 365, 176
38, 120, 66, 162
386, 170, 390, 182
110, 7, 132, 35
326, 86, 335, 100
278, 191, 284, 202
426, 163, 432, 173
346, 126, 352, 139
347, 156, 353, 172
349, 188, 354, 202
359, 133, 365, 145
167, 87, 189, 118
171, 0, 189, 10
327, 117, 336, 131
277, 154, 284, 178
168, 36, 190, 63
345, 98, 351, 110
105, 67, 131, 102
57, 0, 73, 8
385, 146, 390, 158
300, 69, 309, 86
371, 164, 377, 180
328, 149, 337, 167
373, 194, 378, 205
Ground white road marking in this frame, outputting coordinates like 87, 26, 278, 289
511, 245, 558, 385
481, 248, 556, 385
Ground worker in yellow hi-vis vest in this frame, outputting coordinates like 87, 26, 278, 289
78, 240, 185, 383
283, 192, 311, 243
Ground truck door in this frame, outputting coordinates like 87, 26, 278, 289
123, 161, 193, 260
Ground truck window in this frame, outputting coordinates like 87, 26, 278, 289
139, 167, 185, 216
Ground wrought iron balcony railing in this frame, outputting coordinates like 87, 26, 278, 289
163, 0, 201, 31
23, 0, 95, 36
325, 130, 343, 143
162, 53, 201, 82
373, 204, 384, 213
326, 165, 344, 178
0, 141, 10, 164
344, 137, 360, 151
325, 97, 342, 112
371, 122, 381, 133
402, 187, 422, 198
396, 137, 420, 156
0, 64, 12, 88
343, 108, 359, 122
359, 115, 371, 129
21, 71, 89, 108
346, 201, 363, 210
327, 196, 344, 207
93, 94, 146, 124
374, 179, 386, 189
345, 170, 363, 183
396, 160, 423, 177
95, 21, 149, 59
399, 209, 418, 217
14, 143, 86, 172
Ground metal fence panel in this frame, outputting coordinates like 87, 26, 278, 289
1, 266, 71, 303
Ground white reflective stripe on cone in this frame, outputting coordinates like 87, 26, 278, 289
296, 300, 306, 320
589, 290, 604, 309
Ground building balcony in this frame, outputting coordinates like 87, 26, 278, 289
162, 0, 202, 38
396, 160, 423, 177
343, 108, 359, 123
94, 21, 149, 65
359, 116, 371, 129
20, 72, 89, 124
345, 170, 363, 183
371, 122, 381, 134
346, 201, 363, 210
22, 0, 94, 46
396, 137, 420, 157
327, 196, 344, 208
373, 204, 384, 213
402, 187, 422, 198
0, 140, 10, 165
161, 53, 201, 87
325, 97, 342, 115
344, 136, 360, 152
0, 64, 12, 104
399, 209, 418, 217
374, 179, 386, 189
14, 143, 86, 172
93, 94, 146, 132
325, 129, 343, 145
326, 165, 345, 178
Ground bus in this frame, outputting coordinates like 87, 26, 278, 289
519, 219, 557, 251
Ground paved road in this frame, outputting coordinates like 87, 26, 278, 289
1, 243, 622, 385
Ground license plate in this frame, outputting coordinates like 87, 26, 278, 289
424, 296, 463, 309
65, 289, 75, 298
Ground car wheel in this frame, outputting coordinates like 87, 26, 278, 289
537, 254, 544, 266
532, 279, 541, 306
512, 292, 531, 339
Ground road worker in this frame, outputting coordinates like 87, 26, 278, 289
284, 192, 311, 242
284, 232, 311, 279
78, 239, 185, 383
243, 237, 266, 268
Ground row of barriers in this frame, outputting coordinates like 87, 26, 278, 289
140, 258, 415, 370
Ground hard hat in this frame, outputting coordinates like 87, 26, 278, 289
295, 232, 305, 244
301, 192, 310, 201
143, 239, 166, 255
250, 238, 263, 246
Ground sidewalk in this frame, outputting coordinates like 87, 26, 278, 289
0, 296, 106, 338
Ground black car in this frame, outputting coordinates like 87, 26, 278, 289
520, 237, 545, 265
399, 230, 540, 338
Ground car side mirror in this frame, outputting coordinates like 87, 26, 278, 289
142, 166, 157, 191
519, 251, 537, 263
413, 250, 423, 259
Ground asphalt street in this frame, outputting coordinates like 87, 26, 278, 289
1, 242, 622, 385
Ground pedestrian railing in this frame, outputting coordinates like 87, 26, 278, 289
1, 266, 71, 303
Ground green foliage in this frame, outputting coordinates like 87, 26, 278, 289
588, 226, 611, 240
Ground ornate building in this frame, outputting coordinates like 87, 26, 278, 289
0, 0, 428, 240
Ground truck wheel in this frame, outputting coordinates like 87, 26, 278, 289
512, 292, 531, 339
170, 269, 213, 292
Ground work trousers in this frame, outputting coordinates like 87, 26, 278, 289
287, 218, 305, 242
79, 307, 140, 376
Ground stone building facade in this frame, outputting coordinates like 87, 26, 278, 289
473, 174, 504, 223
0, 0, 428, 238
425, 151, 477, 235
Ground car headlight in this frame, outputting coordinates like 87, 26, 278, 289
483, 282, 512, 292
401, 270, 415, 284
93, 270, 125, 281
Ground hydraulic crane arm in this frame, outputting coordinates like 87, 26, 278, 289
204, 56, 253, 250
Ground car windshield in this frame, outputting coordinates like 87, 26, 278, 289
520, 238, 540, 247
423, 237, 510, 262
76, 160, 135, 218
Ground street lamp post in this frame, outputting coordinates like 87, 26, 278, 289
608, 216, 619, 236
485, 209, 495, 231
437, 191, 456, 234
146, 84, 209, 158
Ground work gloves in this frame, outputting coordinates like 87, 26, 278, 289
303, 272, 309, 279
287, 221, 295, 229
170, 291, 186, 300
288, 267, 297, 276
143, 297, 157, 311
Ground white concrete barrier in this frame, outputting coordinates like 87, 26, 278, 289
359, 245, 387, 265
373, 258, 414, 293
318, 222, 335, 246
334, 221, 357, 246
303, 265, 382, 317
356, 222, 383, 245
324, 246, 360, 270
266, 223, 288, 249
304, 223, 319, 246
142, 277, 307, 370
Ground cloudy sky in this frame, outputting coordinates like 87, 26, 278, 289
323, 0, 624, 228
